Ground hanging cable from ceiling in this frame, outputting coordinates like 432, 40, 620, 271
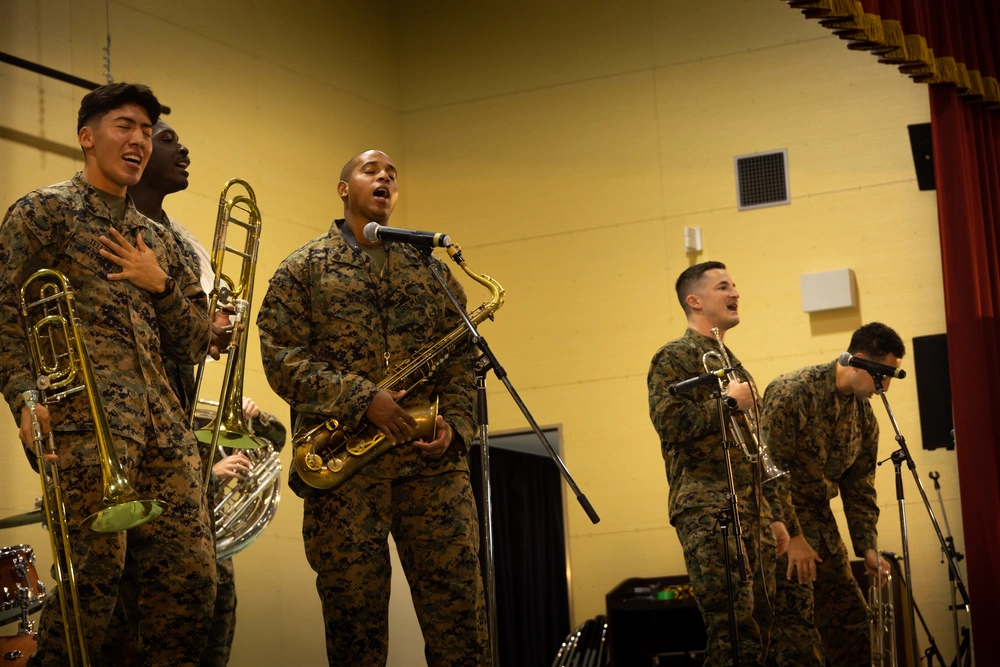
102, 0, 113, 83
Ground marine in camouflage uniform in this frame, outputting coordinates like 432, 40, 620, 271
257, 150, 488, 666
761, 323, 904, 667
0, 88, 216, 666
647, 262, 779, 667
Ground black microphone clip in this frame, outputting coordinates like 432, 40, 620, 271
668, 368, 730, 396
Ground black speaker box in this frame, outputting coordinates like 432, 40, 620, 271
908, 123, 936, 191
912, 333, 954, 450
606, 575, 706, 667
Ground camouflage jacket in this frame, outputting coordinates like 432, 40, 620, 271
760, 361, 879, 556
257, 219, 475, 479
647, 328, 773, 523
0, 173, 210, 464
158, 213, 209, 415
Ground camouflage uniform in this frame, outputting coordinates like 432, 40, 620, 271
201, 413, 287, 667
257, 219, 488, 666
648, 329, 777, 667
760, 361, 879, 667
0, 174, 217, 666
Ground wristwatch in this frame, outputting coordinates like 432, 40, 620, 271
151, 276, 176, 301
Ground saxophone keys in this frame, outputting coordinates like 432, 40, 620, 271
328, 458, 344, 473
304, 452, 324, 472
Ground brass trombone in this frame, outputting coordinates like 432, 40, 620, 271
190, 179, 268, 488
702, 326, 787, 482
20, 269, 163, 532
869, 551, 897, 667
19, 269, 165, 665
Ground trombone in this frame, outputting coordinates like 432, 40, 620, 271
19, 269, 165, 665
702, 326, 787, 482
190, 179, 268, 488
19, 269, 163, 532
869, 550, 897, 667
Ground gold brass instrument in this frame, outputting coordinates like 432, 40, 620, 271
190, 179, 268, 488
23, 391, 88, 667
702, 326, 787, 482
20, 269, 163, 533
293, 243, 505, 490
194, 407, 282, 560
869, 551, 897, 667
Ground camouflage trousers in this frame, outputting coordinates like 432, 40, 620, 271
102, 492, 237, 666
29, 434, 216, 667
771, 526, 869, 667
675, 508, 777, 667
200, 558, 237, 667
303, 470, 489, 667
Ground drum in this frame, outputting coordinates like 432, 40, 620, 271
0, 632, 36, 666
0, 546, 46, 625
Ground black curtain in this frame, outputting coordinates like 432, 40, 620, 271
468, 444, 571, 666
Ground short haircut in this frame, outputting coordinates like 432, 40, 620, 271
675, 261, 727, 314
77, 83, 161, 132
848, 322, 906, 360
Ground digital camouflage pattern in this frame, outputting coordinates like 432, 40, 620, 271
304, 471, 488, 666
761, 361, 879, 667
0, 175, 217, 665
258, 219, 486, 665
647, 329, 777, 666
0, 174, 211, 465
201, 412, 288, 667
675, 509, 776, 667
29, 435, 216, 667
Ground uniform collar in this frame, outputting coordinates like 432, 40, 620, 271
71, 172, 152, 234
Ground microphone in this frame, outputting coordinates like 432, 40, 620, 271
668, 369, 729, 396
838, 352, 906, 379
363, 222, 451, 249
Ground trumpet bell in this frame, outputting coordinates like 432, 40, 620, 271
82, 499, 163, 533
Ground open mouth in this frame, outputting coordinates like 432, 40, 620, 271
123, 154, 142, 166
176, 158, 190, 169
373, 187, 389, 199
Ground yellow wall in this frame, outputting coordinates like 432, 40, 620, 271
0, 0, 966, 664
397, 0, 964, 661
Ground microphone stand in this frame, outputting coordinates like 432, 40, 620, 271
928, 471, 967, 666
419, 246, 601, 667
708, 385, 746, 667
871, 374, 970, 667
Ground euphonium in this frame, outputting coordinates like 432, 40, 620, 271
191, 179, 269, 488
869, 551, 897, 667
293, 243, 505, 490
194, 406, 282, 560
20, 269, 163, 532
702, 327, 787, 483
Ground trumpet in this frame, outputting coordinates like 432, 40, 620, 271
702, 327, 787, 483
190, 179, 269, 488
869, 551, 897, 667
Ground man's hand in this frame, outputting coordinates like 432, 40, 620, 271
864, 548, 890, 579
19, 404, 57, 462
365, 389, 417, 445
99, 228, 168, 293
771, 521, 790, 557
213, 452, 251, 482
726, 379, 754, 412
786, 533, 823, 583
208, 309, 234, 360
242, 397, 260, 421
413, 415, 453, 459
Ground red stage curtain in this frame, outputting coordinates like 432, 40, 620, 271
781, 2, 1000, 663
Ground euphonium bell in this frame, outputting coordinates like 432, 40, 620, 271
703, 327, 787, 483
